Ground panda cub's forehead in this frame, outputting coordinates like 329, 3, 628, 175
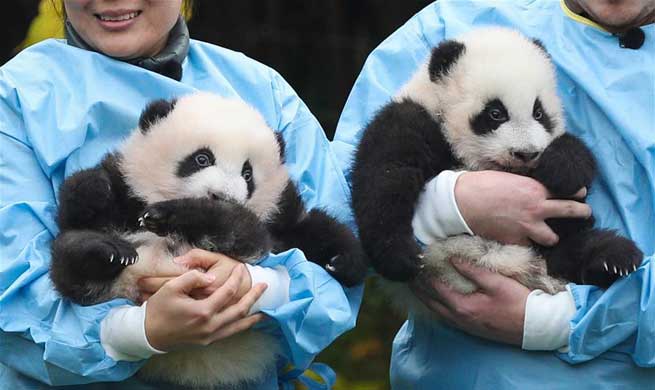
121, 93, 281, 166
118, 93, 284, 202
145, 93, 277, 161
453, 28, 559, 113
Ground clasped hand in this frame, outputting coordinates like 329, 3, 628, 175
138, 249, 267, 351
414, 170, 589, 344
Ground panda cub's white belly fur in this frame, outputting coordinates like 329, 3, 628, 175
381, 236, 567, 320
110, 232, 280, 388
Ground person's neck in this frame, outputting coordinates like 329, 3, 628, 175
65, 17, 190, 81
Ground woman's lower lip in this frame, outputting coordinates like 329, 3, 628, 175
95, 14, 140, 31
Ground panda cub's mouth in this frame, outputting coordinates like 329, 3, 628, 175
485, 160, 535, 175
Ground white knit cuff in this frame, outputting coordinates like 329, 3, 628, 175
412, 170, 473, 245
100, 301, 166, 361
244, 264, 290, 314
522, 286, 576, 351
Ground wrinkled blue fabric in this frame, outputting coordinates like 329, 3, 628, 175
333, 0, 654, 388
0, 38, 362, 389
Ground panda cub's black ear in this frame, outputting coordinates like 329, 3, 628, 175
138, 98, 178, 134
531, 38, 551, 58
428, 39, 466, 82
274, 131, 286, 163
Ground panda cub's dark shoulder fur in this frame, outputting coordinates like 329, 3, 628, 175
50, 92, 367, 388
351, 27, 642, 310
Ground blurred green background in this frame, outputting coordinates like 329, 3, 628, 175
2, 1, 433, 389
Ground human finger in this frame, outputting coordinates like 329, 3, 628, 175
207, 313, 266, 344
138, 276, 176, 294
174, 248, 234, 270
540, 199, 591, 219
204, 265, 246, 312
165, 270, 216, 295
525, 221, 559, 246
212, 283, 268, 328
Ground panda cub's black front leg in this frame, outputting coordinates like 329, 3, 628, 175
530, 133, 596, 197
276, 209, 368, 287
140, 198, 272, 261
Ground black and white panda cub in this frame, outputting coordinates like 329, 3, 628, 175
351, 27, 643, 308
49, 92, 367, 388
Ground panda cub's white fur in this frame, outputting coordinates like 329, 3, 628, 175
382, 27, 569, 318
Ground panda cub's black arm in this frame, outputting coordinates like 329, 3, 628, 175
268, 182, 368, 287
530, 133, 643, 288
52, 154, 143, 304
140, 197, 273, 262
529, 133, 596, 197
351, 99, 459, 281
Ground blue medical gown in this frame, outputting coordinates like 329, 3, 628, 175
333, 0, 655, 388
0, 39, 362, 389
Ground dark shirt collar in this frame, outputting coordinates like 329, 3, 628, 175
65, 16, 190, 81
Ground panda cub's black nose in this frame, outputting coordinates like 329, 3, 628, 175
511, 150, 540, 162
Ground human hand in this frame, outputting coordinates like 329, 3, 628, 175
137, 249, 250, 301
455, 170, 590, 246
174, 249, 251, 299
411, 259, 529, 346
145, 266, 267, 351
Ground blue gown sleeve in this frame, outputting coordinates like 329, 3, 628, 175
252, 70, 364, 372
331, 0, 655, 369
0, 89, 143, 385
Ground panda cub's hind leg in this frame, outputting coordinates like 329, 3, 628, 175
50, 230, 138, 305
423, 236, 564, 294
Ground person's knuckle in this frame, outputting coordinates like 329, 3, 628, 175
195, 306, 212, 322
188, 248, 204, 257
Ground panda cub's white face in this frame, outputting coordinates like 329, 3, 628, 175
119, 93, 289, 221
398, 27, 566, 172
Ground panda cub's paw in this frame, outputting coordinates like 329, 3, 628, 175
579, 232, 643, 288
139, 201, 179, 236
96, 238, 140, 267
324, 249, 368, 287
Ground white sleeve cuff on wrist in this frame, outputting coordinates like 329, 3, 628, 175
100, 301, 166, 362
244, 264, 290, 314
522, 286, 576, 351
412, 170, 473, 245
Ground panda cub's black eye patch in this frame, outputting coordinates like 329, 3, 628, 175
533, 98, 554, 133
470, 98, 509, 135
177, 147, 216, 177
241, 160, 255, 198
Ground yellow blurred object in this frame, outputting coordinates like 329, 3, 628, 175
19, 0, 193, 50
20, 0, 64, 49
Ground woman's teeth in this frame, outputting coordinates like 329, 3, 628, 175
97, 12, 140, 22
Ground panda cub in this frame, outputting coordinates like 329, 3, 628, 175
351, 27, 643, 313
50, 92, 367, 388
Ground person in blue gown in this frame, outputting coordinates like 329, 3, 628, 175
333, 0, 654, 388
0, 1, 361, 389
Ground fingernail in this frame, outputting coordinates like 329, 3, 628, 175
205, 274, 216, 282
